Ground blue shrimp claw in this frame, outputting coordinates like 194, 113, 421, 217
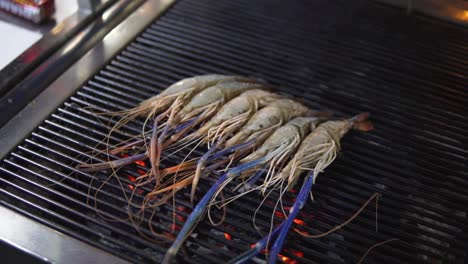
163, 159, 266, 263
268, 172, 314, 263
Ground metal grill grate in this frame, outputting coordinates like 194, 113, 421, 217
1, 0, 468, 263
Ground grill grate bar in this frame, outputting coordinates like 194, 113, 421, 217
2, 0, 468, 262
183, 0, 468, 65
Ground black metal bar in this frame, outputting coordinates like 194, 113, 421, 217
0, 0, 146, 128
0, 0, 119, 98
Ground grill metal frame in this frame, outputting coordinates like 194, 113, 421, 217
0, 0, 175, 159
1, 0, 467, 263
0, 0, 174, 262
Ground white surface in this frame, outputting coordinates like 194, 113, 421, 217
0, 20, 41, 69
0, 0, 78, 70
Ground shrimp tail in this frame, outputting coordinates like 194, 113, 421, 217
77, 153, 148, 172
351, 112, 374, 131
269, 172, 314, 263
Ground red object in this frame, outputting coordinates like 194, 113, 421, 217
0, 0, 55, 23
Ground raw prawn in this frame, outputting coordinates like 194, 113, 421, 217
149, 81, 268, 186
225, 99, 318, 148
111, 74, 252, 130
162, 117, 324, 264
175, 89, 281, 203
185, 99, 330, 201
233, 112, 373, 263
76, 78, 261, 182
176, 89, 281, 147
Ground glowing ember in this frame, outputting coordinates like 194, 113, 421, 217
137, 169, 146, 175
134, 160, 146, 167
127, 175, 136, 182
278, 254, 296, 264
176, 214, 184, 222
293, 218, 305, 225
275, 211, 285, 218
290, 249, 304, 258
224, 233, 232, 240
127, 184, 134, 190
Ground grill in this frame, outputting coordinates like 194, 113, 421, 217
1, 0, 468, 263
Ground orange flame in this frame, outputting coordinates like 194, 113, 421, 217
293, 218, 305, 225
224, 233, 232, 240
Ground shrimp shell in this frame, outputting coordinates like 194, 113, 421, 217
216, 117, 324, 205
128, 75, 249, 118
225, 99, 311, 148
177, 81, 267, 122
194, 89, 281, 142
240, 116, 322, 164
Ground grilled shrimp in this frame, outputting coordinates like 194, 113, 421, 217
191, 89, 280, 144
278, 112, 373, 190
150, 81, 268, 186
175, 89, 280, 203
77, 75, 251, 172
162, 117, 326, 264
111, 74, 251, 130
174, 81, 268, 125
234, 112, 373, 264
225, 99, 314, 148
210, 116, 324, 207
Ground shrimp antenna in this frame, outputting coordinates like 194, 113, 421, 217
76, 153, 148, 172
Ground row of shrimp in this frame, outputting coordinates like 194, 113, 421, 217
77, 74, 374, 263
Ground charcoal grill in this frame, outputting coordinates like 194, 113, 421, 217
1, 0, 467, 263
